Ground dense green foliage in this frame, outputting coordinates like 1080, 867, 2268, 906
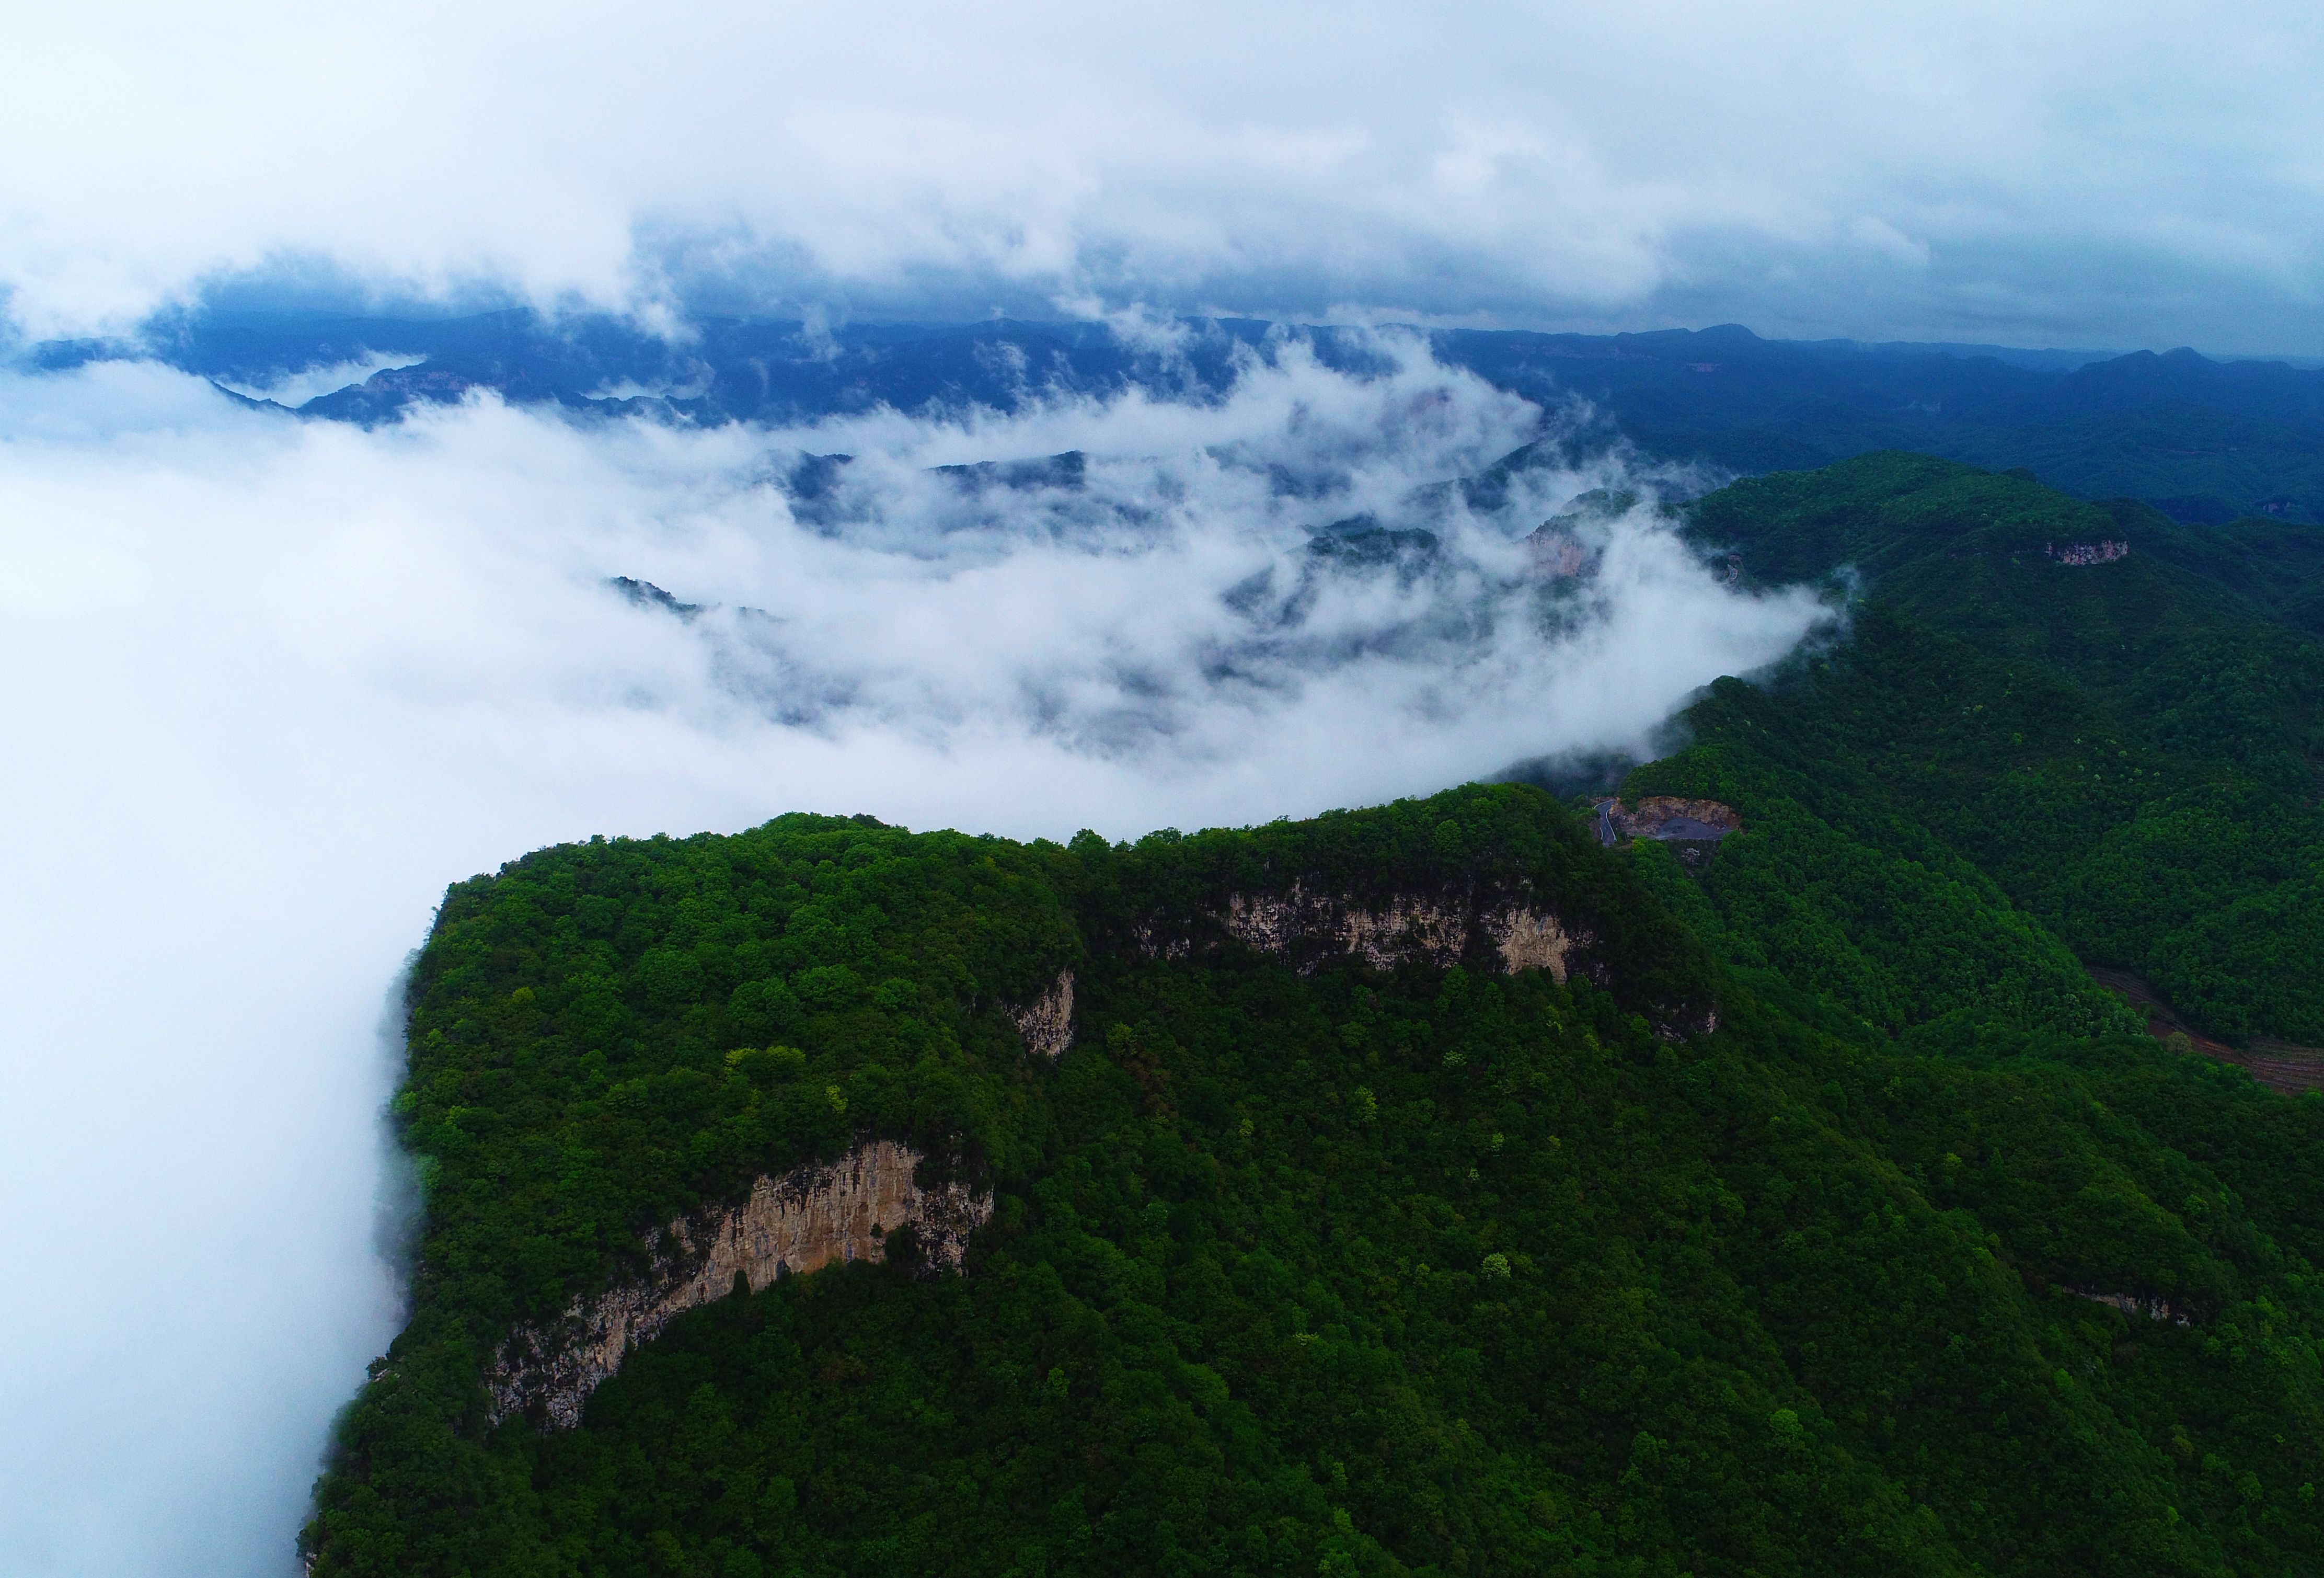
1663, 453, 2324, 1044
309, 782, 2324, 1577
385, 816, 1080, 1337
308, 451, 2324, 1577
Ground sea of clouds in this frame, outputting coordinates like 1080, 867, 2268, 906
0, 335, 1824, 1575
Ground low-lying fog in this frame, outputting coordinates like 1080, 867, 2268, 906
0, 337, 1826, 1574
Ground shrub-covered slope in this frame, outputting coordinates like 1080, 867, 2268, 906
309, 785, 2324, 1577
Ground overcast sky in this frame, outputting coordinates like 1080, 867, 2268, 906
6, 0, 2323, 351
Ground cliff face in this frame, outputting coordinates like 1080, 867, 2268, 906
1127, 875, 1715, 1038
1010, 969, 1075, 1059
485, 1141, 991, 1430
2069, 1286, 2193, 1328
1219, 885, 1580, 984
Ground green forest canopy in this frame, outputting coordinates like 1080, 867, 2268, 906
307, 454, 2324, 1577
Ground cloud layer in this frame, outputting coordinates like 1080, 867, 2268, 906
0, 345, 1821, 1575
5, 1, 2324, 349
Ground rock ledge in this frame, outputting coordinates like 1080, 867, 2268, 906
486, 1140, 989, 1429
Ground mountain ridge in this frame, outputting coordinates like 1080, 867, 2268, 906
35, 309, 2324, 523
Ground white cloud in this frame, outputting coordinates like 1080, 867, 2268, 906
0, 344, 1821, 1574
3, 1, 2324, 347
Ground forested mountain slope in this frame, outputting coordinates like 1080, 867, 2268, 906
308, 778, 2324, 1577
1641, 453, 2324, 1048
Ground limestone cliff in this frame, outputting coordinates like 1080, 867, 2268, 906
1131, 869, 1715, 1038
2069, 1286, 2193, 1327
485, 1140, 990, 1430
1219, 884, 1580, 984
1010, 969, 1076, 1059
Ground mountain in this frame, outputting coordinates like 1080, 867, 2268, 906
1437, 328, 2324, 522
1644, 453, 2324, 1049
37, 308, 2324, 523
306, 701, 2324, 1572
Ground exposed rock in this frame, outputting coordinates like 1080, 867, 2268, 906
1598, 796, 1742, 845
1130, 921, 1193, 961
1524, 525, 1592, 579
1125, 853, 1718, 1039
1490, 908, 1574, 978
1010, 969, 1076, 1059
2068, 1286, 2191, 1327
1221, 883, 1577, 984
2046, 539, 2129, 566
485, 1140, 990, 1430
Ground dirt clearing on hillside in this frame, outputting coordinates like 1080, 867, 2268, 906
2087, 966, 2324, 1094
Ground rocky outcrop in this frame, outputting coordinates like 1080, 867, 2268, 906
1010, 969, 1075, 1059
1219, 883, 1579, 984
485, 1141, 990, 1430
1524, 525, 1592, 579
2068, 1286, 2192, 1327
1115, 833, 1721, 1037
1489, 908, 1575, 978
1604, 797, 1742, 842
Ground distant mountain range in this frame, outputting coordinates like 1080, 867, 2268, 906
30, 311, 2324, 525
